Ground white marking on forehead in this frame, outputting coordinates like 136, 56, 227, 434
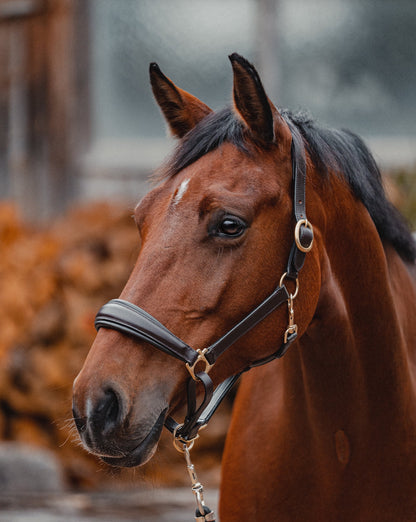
173, 178, 190, 206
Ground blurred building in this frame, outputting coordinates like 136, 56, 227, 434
1, 0, 416, 220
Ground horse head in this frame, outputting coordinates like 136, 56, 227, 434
72, 54, 321, 468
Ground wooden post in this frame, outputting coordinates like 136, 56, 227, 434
42, 0, 77, 219
255, 0, 281, 101
0, 0, 84, 222
0, 18, 10, 197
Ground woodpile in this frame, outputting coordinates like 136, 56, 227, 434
0, 201, 228, 489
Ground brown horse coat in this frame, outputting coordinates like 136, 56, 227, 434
73, 54, 416, 521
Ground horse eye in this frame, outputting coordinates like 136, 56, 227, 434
216, 216, 247, 238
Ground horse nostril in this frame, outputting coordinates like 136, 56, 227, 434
73, 413, 87, 433
94, 388, 121, 433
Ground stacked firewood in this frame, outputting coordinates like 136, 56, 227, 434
0, 202, 136, 486
0, 201, 227, 489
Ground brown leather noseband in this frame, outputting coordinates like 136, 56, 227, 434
95, 131, 313, 442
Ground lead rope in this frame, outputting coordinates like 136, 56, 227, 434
173, 428, 216, 521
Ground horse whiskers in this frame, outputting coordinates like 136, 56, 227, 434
55, 414, 132, 458
59, 428, 78, 448
58, 423, 82, 448
55, 416, 78, 430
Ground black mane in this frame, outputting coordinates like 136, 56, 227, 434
163, 107, 416, 263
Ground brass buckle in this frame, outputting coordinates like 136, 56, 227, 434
186, 349, 213, 381
294, 218, 314, 253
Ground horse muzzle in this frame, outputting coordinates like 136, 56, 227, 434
72, 382, 168, 467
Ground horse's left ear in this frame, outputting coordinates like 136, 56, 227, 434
150, 63, 213, 138
229, 53, 287, 144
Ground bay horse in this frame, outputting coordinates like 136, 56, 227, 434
72, 53, 416, 521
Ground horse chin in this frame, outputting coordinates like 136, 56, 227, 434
100, 407, 167, 468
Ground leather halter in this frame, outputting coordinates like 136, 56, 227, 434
95, 131, 313, 442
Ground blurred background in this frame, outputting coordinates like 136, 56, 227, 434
0, 0, 415, 518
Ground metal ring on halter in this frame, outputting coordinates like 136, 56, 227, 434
172, 423, 198, 452
186, 348, 214, 381
294, 219, 314, 253
279, 272, 299, 299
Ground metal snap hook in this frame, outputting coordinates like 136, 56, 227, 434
173, 425, 216, 522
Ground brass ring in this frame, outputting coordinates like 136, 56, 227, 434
294, 219, 314, 253
172, 424, 197, 453
279, 272, 299, 299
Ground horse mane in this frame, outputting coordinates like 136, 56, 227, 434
161, 107, 416, 263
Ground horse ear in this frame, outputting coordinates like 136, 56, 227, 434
229, 53, 285, 144
149, 63, 213, 138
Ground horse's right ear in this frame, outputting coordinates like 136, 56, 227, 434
229, 53, 289, 145
149, 63, 212, 138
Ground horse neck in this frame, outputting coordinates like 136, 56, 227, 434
287, 172, 416, 439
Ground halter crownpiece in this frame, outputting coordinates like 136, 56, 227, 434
94, 133, 313, 521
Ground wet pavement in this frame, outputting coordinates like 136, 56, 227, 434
0, 488, 219, 521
